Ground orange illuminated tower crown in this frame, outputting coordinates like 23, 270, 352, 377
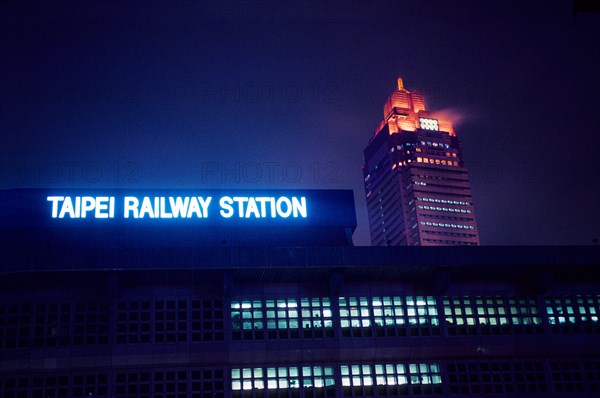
376, 77, 454, 136
363, 77, 479, 246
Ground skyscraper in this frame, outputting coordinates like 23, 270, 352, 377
363, 77, 479, 246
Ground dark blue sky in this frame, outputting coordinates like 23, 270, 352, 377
1, 0, 599, 245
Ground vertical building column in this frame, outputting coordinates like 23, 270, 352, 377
106, 272, 119, 398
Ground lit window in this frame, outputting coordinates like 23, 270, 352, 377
232, 297, 332, 332
233, 366, 321, 391
339, 297, 371, 330
444, 296, 541, 332
419, 118, 439, 131
546, 295, 600, 326
302, 366, 335, 388
232, 368, 264, 391
343, 362, 442, 388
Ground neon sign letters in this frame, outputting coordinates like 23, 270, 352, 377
46, 195, 308, 220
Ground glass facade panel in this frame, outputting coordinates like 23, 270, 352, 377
545, 295, 600, 334
231, 366, 334, 392
340, 296, 439, 337
443, 296, 542, 335
232, 298, 332, 330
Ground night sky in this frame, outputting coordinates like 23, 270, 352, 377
2, 0, 599, 246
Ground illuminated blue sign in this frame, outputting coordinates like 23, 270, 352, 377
0, 189, 356, 247
46, 195, 308, 220
1, 189, 358, 227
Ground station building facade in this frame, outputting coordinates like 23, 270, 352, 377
1, 189, 600, 397
2, 245, 600, 398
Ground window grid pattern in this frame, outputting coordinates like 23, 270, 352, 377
339, 297, 372, 337
1, 371, 224, 398
1, 302, 111, 349
546, 295, 600, 333
301, 298, 334, 338
116, 372, 152, 398
4, 362, 600, 397
232, 366, 334, 397
32, 375, 69, 398
115, 369, 225, 398
191, 369, 225, 398
340, 296, 439, 337
2, 299, 226, 350
73, 302, 110, 345
32, 303, 71, 347
443, 296, 542, 335
117, 299, 226, 344
231, 298, 332, 340
5, 292, 600, 355
0, 303, 31, 349
302, 366, 336, 397
155, 300, 188, 343
551, 360, 600, 394
191, 299, 225, 342
341, 363, 442, 396
72, 374, 109, 397
446, 361, 547, 395
116, 301, 152, 344
0, 377, 29, 398
154, 370, 188, 398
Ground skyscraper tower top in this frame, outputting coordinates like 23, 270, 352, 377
363, 76, 479, 246
374, 76, 454, 137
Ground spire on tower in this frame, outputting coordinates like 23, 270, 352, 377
397, 77, 404, 90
